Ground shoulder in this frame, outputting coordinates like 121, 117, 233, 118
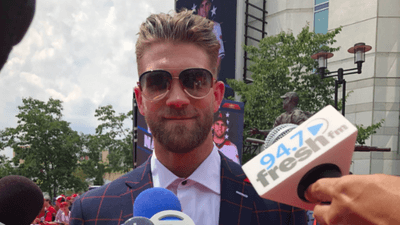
276, 112, 287, 119
223, 140, 236, 147
49, 206, 56, 213
82, 167, 146, 199
70, 167, 148, 224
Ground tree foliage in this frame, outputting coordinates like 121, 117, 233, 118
227, 25, 342, 139
94, 105, 133, 173
356, 119, 385, 145
0, 97, 87, 198
0, 155, 19, 178
79, 133, 111, 186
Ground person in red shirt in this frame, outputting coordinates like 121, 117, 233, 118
32, 202, 46, 224
44, 198, 57, 222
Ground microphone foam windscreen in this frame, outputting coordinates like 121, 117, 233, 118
263, 123, 298, 149
0, 175, 44, 225
134, 187, 181, 220
0, 0, 36, 70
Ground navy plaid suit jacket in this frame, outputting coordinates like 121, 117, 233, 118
70, 152, 307, 225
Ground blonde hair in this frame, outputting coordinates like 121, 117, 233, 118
136, 9, 220, 76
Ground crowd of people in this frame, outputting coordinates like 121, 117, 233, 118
32, 194, 79, 225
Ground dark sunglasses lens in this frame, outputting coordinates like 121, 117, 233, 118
180, 69, 213, 97
140, 71, 171, 99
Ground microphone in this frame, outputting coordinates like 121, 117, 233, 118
123, 187, 195, 225
123, 217, 154, 225
0, 175, 44, 225
0, 0, 36, 70
242, 105, 357, 210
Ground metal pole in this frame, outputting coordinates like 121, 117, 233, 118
342, 80, 346, 116
262, 0, 266, 39
334, 80, 338, 110
243, 1, 249, 81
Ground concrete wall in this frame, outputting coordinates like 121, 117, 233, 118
329, 0, 400, 151
239, 0, 400, 175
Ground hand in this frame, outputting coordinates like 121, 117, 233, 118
305, 174, 400, 225
248, 128, 260, 136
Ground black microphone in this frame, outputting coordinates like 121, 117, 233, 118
0, 175, 44, 225
0, 0, 36, 70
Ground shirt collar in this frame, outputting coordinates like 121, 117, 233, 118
151, 144, 221, 194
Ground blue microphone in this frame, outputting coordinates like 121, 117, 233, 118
124, 187, 195, 225
134, 187, 181, 220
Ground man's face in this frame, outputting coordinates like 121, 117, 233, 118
213, 120, 227, 138
61, 205, 68, 213
198, 0, 211, 18
135, 42, 224, 154
283, 97, 290, 110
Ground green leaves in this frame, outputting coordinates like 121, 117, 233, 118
356, 119, 385, 146
228, 26, 342, 163
0, 97, 86, 198
93, 105, 133, 173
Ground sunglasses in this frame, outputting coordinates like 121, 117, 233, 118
138, 68, 215, 101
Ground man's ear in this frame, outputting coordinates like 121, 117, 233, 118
134, 87, 145, 116
213, 81, 225, 113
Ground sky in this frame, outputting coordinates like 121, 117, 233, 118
0, 0, 175, 159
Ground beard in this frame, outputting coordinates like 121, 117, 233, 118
145, 106, 213, 154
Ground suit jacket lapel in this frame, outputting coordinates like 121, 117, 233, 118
218, 153, 255, 225
122, 153, 255, 224
120, 155, 154, 220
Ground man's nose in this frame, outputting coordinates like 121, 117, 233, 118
165, 79, 190, 108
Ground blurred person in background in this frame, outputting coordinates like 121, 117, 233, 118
197, 0, 225, 67
54, 196, 65, 221
44, 197, 57, 222
55, 202, 70, 224
32, 202, 46, 224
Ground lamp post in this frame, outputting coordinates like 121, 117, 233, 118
311, 42, 372, 116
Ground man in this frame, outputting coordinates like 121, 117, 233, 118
198, 0, 225, 67
70, 10, 307, 225
54, 196, 65, 222
44, 197, 57, 222
273, 92, 310, 128
212, 111, 240, 164
56, 202, 71, 225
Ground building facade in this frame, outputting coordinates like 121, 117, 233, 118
236, 0, 400, 175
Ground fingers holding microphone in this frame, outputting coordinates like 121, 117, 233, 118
305, 174, 400, 225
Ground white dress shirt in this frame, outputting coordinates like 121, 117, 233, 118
151, 144, 221, 225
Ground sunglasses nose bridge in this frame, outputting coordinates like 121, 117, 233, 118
167, 77, 188, 99
165, 77, 191, 105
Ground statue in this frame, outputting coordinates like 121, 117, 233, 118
273, 92, 311, 128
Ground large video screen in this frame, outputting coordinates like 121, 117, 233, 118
175, 0, 237, 97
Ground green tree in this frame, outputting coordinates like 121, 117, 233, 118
356, 119, 385, 146
79, 133, 110, 186
227, 25, 342, 162
0, 97, 87, 198
0, 155, 19, 178
228, 26, 341, 133
94, 105, 133, 173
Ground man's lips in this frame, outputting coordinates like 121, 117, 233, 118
163, 116, 196, 120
